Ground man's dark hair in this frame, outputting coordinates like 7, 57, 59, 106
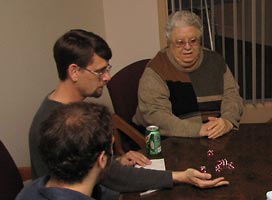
39, 102, 113, 183
53, 29, 112, 80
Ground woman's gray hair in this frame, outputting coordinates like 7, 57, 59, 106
165, 10, 203, 40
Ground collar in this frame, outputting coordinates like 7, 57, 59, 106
38, 176, 95, 200
165, 47, 204, 72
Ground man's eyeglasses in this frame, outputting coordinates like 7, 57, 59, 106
172, 37, 200, 48
82, 64, 112, 78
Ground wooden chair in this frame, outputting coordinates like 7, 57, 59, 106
0, 140, 31, 200
107, 59, 150, 155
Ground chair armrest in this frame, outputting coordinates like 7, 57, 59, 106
18, 166, 31, 181
112, 114, 146, 155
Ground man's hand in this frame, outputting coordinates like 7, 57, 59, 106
116, 150, 152, 166
172, 168, 229, 188
199, 117, 233, 139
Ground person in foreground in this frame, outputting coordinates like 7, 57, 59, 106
133, 10, 244, 139
17, 102, 114, 200
28, 29, 229, 200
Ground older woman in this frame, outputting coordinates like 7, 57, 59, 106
133, 11, 243, 139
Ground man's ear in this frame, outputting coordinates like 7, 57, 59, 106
97, 151, 107, 169
68, 64, 80, 82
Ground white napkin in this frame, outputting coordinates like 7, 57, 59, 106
134, 158, 166, 196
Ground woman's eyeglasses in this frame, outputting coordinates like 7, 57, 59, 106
172, 37, 200, 48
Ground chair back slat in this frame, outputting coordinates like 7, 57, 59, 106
107, 59, 150, 124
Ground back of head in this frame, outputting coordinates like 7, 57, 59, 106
53, 29, 112, 80
39, 102, 113, 183
165, 10, 203, 40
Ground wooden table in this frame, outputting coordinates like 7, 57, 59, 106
121, 123, 272, 200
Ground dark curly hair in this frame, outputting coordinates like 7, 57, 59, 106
39, 102, 113, 183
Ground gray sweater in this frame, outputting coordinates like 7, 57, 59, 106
29, 96, 173, 194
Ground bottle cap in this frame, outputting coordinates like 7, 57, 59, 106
266, 191, 272, 200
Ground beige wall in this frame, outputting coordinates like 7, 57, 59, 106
0, 0, 160, 166
0, 0, 99, 166
90, 0, 160, 109
240, 103, 272, 123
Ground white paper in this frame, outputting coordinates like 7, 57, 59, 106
134, 158, 165, 196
